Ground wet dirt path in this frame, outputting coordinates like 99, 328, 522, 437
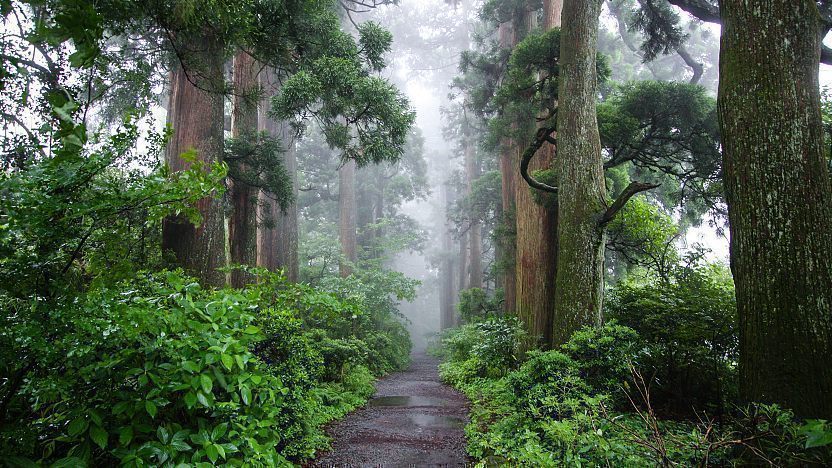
311, 353, 470, 467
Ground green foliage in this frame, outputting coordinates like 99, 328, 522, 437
606, 263, 738, 411
438, 317, 527, 383
606, 195, 680, 279
456, 288, 502, 323
225, 131, 294, 213
599, 80, 722, 220
438, 318, 831, 466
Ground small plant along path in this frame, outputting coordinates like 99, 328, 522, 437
312, 353, 470, 467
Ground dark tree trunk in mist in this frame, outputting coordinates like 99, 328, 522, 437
552, 0, 606, 346
464, 127, 483, 289
256, 67, 299, 281
515, 0, 561, 348
440, 180, 457, 330
458, 229, 468, 292
339, 159, 358, 277
498, 19, 518, 315
229, 50, 259, 287
718, 0, 832, 418
162, 35, 226, 287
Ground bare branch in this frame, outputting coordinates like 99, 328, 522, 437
519, 125, 559, 194
599, 181, 660, 226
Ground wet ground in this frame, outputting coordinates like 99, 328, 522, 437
311, 353, 470, 467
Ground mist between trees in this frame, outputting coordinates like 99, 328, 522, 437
1, 0, 831, 465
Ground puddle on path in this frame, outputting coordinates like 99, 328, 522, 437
408, 414, 466, 429
368, 396, 448, 407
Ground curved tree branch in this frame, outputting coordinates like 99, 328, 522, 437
520, 125, 559, 193
598, 181, 661, 227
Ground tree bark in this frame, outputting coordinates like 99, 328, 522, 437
339, 159, 358, 277
161, 34, 226, 287
515, 0, 562, 348
229, 50, 259, 287
718, 0, 832, 419
256, 67, 299, 281
552, 0, 606, 346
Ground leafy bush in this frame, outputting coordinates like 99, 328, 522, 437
438, 317, 527, 382
456, 288, 502, 323
1, 267, 415, 465
561, 321, 640, 400
606, 263, 738, 412
2, 272, 313, 465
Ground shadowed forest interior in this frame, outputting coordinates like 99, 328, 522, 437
2, 0, 832, 466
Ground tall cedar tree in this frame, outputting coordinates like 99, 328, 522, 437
515, 0, 562, 348
551, 0, 607, 343
162, 35, 227, 287
719, 0, 832, 419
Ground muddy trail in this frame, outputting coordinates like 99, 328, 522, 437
311, 353, 470, 467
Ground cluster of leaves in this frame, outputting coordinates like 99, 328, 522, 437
1, 267, 413, 465
606, 263, 738, 412
437, 272, 831, 465
456, 287, 503, 323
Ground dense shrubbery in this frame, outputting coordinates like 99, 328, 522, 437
0, 268, 410, 466
606, 264, 738, 412
437, 265, 832, 466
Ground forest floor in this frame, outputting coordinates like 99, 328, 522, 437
311, 353, 470, 467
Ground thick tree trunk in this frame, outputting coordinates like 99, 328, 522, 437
339, 159, 358, 277
718, 0, 832, 419
552, 0, 606, 346
229, 50, 259, 287
256, 67, 299, 281
516, 0, 562, 348
161, 35, 226, 287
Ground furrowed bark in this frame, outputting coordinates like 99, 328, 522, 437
162, 34, 226, 287
552, 0, 606, 346
516, 0, 562, 349
719, 0, 832, 419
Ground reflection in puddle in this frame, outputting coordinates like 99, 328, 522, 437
369, 396, 448, 407
408, 414, 466, 429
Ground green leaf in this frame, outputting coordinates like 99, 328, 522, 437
182, 361, 200, 373
234, 354, 245, 370
171, 438, 192, 452
205, 444, 219, 463
214, 443, 226, 460
67, 417, 88, 437
243, 325, 260, 334
240, 386, 252, 405
145, 400, 157, 418
90, 425, 108, 449
119, 426, 134, 446
200, 374, 212, 394
196, 391, 212, 408
184, 391, 197, 409
211, 423, 227, 440
220, 354, 233, 371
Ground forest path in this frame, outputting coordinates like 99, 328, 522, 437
310, 353, 470, 467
